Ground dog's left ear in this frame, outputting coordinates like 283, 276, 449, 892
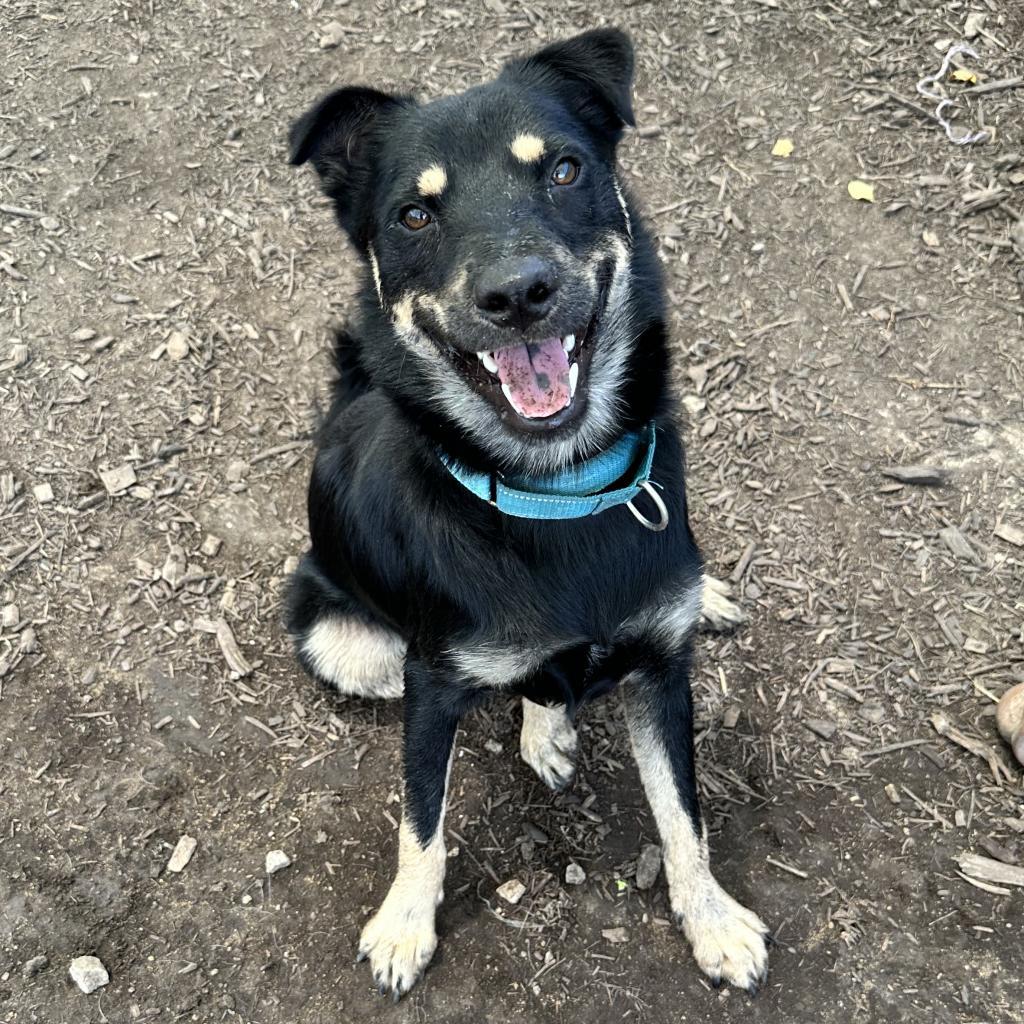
504, 28, 635, 138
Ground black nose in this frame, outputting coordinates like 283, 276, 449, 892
473, 256, 559, 329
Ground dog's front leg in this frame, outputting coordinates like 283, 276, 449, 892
357, 657, 468, 1000
622, 641, 769, 994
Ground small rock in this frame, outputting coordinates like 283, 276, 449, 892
496, 878, 526, 905
265, 849, 292, 875
880, 464, 948, 486
635, 844, 662, 890
33, 482, 54, 504
2, 603, 19, 629
166, 330, 189, 361
69, 955, 109, 994
70, 327, 97, 343
40, 216, 60, 231
282, 554, 299, 575
859, 704, 886, 725
484, 738, 503, 754
161, 545, 187, 587
166, 834, 198, 873
200, 534, 223, 557
22, 955, 48, 978
938, 525, 977, 563
964, 12, 986, 39
922, 229, 940, 248
722, 705, 741, 729
319, 21, 346, 48
226, 459, 249, 484
565, 862, 586, 885
99, 464, 137, 495
601, 927, 629, 944
884, 783, 901, 805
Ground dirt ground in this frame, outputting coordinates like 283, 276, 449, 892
2, 1, 1023, 1022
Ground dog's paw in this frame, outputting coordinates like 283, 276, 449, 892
357, 898, 438, 1001
675, 882, 769, 995
520, 700, 577, 790
700, 575, 747, 632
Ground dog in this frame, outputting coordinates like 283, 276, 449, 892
286, 28, 768, 1000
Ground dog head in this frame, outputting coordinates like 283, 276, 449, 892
290, 29, 667, 471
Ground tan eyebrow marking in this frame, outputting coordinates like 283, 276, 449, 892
417, 164, 447, 196
510, 133, 545, 163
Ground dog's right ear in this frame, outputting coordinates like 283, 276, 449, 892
288, 87, 409, 244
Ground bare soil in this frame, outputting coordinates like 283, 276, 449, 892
2, 2, 1023, 1022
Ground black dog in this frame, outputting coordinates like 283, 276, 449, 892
287, 28, 768, 1000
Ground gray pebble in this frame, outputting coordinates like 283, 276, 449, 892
69, 955, 109, 993
635, 843, 663, 890
22, 955, 48, 978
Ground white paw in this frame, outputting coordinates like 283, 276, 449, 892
357, 896, 438, 1000
675, 880, 769, 993
520, 701, 577, 790
700, 575, 747, 632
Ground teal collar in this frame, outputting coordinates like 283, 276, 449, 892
438, 421, 668, 530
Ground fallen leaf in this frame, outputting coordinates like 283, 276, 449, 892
847, 180, 876, 203
951, 68, 978, 84
771, 138, 794, 158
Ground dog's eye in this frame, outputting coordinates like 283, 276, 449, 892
551, 158, 580, 186
401, 206, 432, 231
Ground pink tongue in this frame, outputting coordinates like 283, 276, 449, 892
493, 338, 571, 419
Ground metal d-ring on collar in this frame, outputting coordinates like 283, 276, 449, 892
626, 479, 669, 532
438, 421, 670, 532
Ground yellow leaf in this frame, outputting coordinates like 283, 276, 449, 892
771, 137, 794, 158
951, 67, 978, 84
847, 180, 875, 203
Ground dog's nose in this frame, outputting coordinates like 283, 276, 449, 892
473, 256, 558, 329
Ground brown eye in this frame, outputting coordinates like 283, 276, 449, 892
401, 206, 432, 231
551, 158, 580, 186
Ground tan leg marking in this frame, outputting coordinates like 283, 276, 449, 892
628, 717, 769, 991
301, 617, 405, 699
358, 755, 452, 997
520, 698, 577, 790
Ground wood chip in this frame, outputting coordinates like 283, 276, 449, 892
938, 525, 977, 563
994, 522, 1024, 547
930, 712, 1014, 784
880, 464, 948, 486
957, 853, 1024, 888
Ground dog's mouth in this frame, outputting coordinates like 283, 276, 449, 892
435, 265, 612, 433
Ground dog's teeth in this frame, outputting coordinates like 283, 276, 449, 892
480, 351, 498, 374
501, 382, 517, 408
568, 362, 579, 398
562, 333, 575, 353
